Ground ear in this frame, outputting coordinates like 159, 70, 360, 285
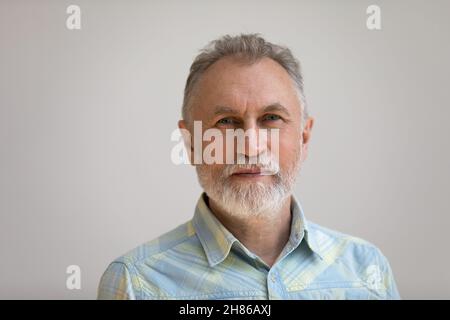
178, 119, 187, 131
301, 117, 314, 162
178, 119, 195, 166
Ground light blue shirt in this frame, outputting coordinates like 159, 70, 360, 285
98, 193, 400, 299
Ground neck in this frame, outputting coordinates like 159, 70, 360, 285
207, 195, 292, 267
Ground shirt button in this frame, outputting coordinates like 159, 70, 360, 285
270, 275, 276, 283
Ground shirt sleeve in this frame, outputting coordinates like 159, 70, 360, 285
97, 261, 139, 300
379, 252, 401, 300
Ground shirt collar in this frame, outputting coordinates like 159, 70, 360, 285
290, 194, 324, 260
192, 192, 323, 267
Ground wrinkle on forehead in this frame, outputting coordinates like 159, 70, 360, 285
190, 57, 301, 121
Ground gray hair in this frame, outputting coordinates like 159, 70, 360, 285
182, 33, 309, 125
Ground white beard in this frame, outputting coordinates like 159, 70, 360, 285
196, 150, 301, 218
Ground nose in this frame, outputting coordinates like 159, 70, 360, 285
241, 121, 268, 160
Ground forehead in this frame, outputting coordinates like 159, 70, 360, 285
191, 56, 301, 117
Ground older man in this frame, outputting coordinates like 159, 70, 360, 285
98, 34, 400, 300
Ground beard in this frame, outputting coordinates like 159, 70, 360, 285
196, 148, 302, 219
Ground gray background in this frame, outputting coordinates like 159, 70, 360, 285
1, 0, 449, 299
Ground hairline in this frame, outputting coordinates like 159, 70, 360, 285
183, 55, 307, 127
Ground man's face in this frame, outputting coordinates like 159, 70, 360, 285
180, 56, 314, 217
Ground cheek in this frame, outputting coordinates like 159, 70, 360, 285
276, 132, 302, 169
200, 131, 235, 164
200, 163, 226, 179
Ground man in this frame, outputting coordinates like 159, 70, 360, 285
98, 34, 400, 300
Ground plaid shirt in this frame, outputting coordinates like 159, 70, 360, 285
98, 193, 400, 300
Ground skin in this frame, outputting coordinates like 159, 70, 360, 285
179, 56, 314, 267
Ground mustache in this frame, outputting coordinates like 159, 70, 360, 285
222, 154, 280, 177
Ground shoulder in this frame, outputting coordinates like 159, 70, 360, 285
114, 220, 199, 266
98, 220, 204, 299
306, 221, 393, 275
306, 221, 400, 298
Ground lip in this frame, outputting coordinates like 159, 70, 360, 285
230, 168, 272, 179
231, 173, 267, 180
231, 168, 262, 175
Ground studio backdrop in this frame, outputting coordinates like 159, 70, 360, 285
1, 0, 449, 299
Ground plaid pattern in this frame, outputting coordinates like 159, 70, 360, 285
98, 193, 400, 300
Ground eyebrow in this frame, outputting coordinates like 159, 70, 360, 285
213, 105, 240, 116
262, 102, 291, 117
212, 102, 291, 117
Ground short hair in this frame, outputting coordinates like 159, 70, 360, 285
182, 33, 308, 125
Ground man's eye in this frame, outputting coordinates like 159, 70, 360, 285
216, 118, 236, 125
263, 114, 282, 121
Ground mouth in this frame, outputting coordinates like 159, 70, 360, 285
232, 168, 261, 175
230, 167, 275, 178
